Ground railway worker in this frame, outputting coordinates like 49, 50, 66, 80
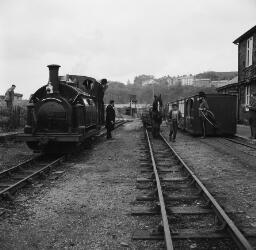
248, 92, 256, 139
168, 103, 181, 142
98, 79, 108, 125
198, 91, 209, 139
4, 84, 16, 110
106, 100, 116, 139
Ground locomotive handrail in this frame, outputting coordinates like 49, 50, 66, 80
71, 93, 80, 104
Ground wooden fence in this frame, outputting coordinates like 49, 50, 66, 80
0, 106, 26, 132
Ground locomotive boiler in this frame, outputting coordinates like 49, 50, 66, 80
19, 64, 107, 153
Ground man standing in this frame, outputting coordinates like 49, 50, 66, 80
106, 100, 115, 139
248, 92, 256, 139
168, 103, 182, 142
4, 84, 16, 110
198, 91, 209, 138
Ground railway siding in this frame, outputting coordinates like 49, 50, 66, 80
161, 127, 256, 247
0, 120, 163, 249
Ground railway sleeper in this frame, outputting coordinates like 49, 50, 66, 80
136, 193, 201, 201
2, 192, 15, 201
131, 205, 214, 216
132, 229, 230, 240
137, 176, 190, 183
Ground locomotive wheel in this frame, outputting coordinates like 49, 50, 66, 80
42, 142, 78, 154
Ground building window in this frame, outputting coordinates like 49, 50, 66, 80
246, 36, 253, 67
245, 85, 250, 111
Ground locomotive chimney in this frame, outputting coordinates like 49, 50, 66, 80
47, 64, 60, 93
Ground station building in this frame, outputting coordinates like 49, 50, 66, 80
217, 25, 256, 124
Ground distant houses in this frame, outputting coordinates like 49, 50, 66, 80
193, 78, 211, 87
177, 75, 194, 86
138, 73, 236, 88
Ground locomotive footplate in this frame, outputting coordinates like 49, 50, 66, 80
17, 130, 98, 143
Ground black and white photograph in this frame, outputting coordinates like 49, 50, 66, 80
0, 0, 256, 249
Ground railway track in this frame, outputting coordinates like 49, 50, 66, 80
199, 136, 256, 159
0, 120, 127, 200
224, 137, 256, 149
132, 129, 253, 249
0, 155, 65, 200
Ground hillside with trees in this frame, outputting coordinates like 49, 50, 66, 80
104, 71, 237, 104
104, 79, 216, 105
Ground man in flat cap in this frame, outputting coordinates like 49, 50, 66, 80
105, 100, 115, 139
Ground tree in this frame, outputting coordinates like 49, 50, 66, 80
134, 75, 154, 86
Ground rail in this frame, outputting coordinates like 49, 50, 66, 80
0, 155, 65, 199
224, 137, 256, 150
0, 120, 127, 200
160, 133, 253, 250
145, 129, 174, 250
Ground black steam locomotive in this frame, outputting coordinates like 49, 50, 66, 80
19, 64, 107, 153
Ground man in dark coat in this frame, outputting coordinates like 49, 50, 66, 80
4, 84, 16, 110
248, 92, 256, 139
106, 100, 115, 139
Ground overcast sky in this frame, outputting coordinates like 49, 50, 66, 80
1, 0, 256, 98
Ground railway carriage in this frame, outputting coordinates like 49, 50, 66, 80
167, 94, 237, 136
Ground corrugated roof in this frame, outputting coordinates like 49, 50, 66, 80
233, 25, 256, 44
215, 76, 238, 91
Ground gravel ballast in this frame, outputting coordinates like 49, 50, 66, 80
0, 120, 164, 249
162, 126, 256, 247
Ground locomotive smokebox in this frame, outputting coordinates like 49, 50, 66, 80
47, 64, 60, 93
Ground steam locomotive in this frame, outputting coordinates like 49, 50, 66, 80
19, 64, 107, 153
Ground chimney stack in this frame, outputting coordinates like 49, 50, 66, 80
47, 64, 60, 93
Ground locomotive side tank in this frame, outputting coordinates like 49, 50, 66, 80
19, 64, 107, 152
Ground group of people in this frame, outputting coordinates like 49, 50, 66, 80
6, 84, 256, 141
105, 92, 210, 141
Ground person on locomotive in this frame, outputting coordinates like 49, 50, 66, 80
198, 91, 209, 138
168, 103, 182, 142
106, 100, 115, 139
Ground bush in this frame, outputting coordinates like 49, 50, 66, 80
0, 100, 28, 132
